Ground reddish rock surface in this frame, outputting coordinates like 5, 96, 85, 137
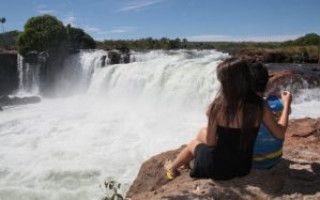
126, 118, 320, 200
266, 66, 320, 95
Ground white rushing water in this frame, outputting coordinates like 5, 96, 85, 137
0, 50, 319, 200
17, 55, 41, 96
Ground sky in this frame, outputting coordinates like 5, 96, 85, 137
1, 0, 320, 42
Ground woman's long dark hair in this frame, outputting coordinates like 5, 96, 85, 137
208, 58, 263, 150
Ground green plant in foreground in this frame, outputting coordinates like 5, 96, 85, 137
102, 180, 124, 200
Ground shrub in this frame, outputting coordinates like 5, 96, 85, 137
66, 24, 96, 49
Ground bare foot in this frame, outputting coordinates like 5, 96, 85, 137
164, 159, 177, 180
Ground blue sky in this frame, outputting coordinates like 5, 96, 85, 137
1, 0, 320, 42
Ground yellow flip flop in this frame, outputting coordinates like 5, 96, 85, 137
165, 170, 176, 180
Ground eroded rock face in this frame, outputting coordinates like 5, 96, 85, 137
126, 118, 320, 200
265, 64, 320, 95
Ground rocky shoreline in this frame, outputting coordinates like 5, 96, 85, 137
126, 118, 320, 200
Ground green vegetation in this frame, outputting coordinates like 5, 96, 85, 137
96, 33, 320, 63
17, 15, 68, 59
15, 15, 96, 60
283, 33, 320, 46
66, 24, 96, 49
230, 34, 320, 63
0, 30, 19, 49
97, 33, 320, 51
97, 37, 188, 50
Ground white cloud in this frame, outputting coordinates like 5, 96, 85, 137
97, 26, 136, 35
187, 35, 229, 42
110, 26, 136, 33
187, 34, 304, 42
35, 3, 55, 14
84, 25, 101, 33
117, 0, 163, 12
38, 10, 55, 14
62, 12, 76, 26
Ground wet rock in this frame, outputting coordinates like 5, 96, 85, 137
127, 118, 320, 200
108, 51, 122, 65
100, 55, 107, 67
0, 95, 41, 107
107, 50, 131, 65
265, 65, 320, 95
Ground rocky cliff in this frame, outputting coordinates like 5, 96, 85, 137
126, 118, 320, 200
0, 52, 18, 95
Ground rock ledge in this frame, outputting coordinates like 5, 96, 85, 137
127, 118, 320, 200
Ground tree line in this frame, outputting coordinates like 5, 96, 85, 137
0, 14, 319, 54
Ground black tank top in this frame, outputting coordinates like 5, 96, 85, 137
211, 125, 259, 180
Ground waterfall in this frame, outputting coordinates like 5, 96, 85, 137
56, 50, 107, 96
85, 50, 227, 109
16, 49, 228, 106
17, 54, 40, 96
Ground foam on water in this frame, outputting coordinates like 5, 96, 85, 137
0, 50, 319, 199
0, 50, 227, 199
290, 88, 320, 118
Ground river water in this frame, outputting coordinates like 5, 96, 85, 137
0, 50, 319, 199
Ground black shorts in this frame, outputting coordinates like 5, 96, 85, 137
190, 143, 215, 178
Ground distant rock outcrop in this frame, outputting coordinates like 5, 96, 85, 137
107, 49, 131, 65
233, 48, 319, 63
126, 118, 320, 200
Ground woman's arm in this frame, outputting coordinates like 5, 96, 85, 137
262, 91, 292, 139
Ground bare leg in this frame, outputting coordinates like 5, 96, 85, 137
181, 127, 207, 169
167, 127, 214, 176
167, 139, 202, 175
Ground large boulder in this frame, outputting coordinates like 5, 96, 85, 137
126, 118, 320, 199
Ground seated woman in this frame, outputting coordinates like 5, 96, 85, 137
250, 62, 286, 169
166, 58, 292, 181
